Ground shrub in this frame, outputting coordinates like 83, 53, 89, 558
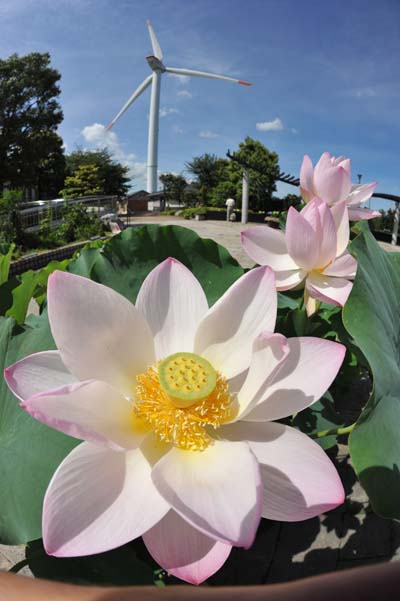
56, 203, 106, 243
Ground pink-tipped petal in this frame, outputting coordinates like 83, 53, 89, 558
339, 157, 351, 175
151, 440, 262, 548
221, 421, 344, 521
143, 511, 231, 585
314, 201, 337, 269
4, 351, 75, 401
300, 196, 323, 231
314, 151, 332, 175
331, 155, 345, 167
194, 266, 277, 379
324, 253, 357, 279
136, 258, 208, 360
347, 182, 378, 206
234, 333, 290, 421
275, 269, 307, 291
23, 380, 140, 450
300, 154, 314, 189
314, 165, 352, 204
306, 272, 353, 307
348, 207, 381, 221
240, 228, 297, 270
286, 207, 319, 271
243, 337, 345, 422
299, 155, 314, 203
300, 185, 313, 204
48, 271, 155, 395
330, 201, 350, 256
43, 443, 169, 557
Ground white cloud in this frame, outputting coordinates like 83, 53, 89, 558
167, 73, 190, 85
159, 107, 179, 118
199, 130, 219, 139
177, 90, 192, 99
172, 125, 184, 134
351, 87, 376, 98
81, 123, 147, 187
256, 117, 284, 132
291, 128, 298, 134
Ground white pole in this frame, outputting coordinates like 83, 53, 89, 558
392, 203, 400, 246
241, 170, 249, 224
147, 70, 162, 193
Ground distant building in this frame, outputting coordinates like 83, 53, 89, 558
123, 190, 168, 213
124, 190, 149, 213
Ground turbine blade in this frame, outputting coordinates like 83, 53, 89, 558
106, 75, 153, 130
147, 20, 163, 61
165, 67, 251, 86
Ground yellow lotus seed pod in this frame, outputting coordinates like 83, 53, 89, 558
158, 352, 217, 408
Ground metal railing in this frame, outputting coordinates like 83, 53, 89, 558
18, 195, 118, 230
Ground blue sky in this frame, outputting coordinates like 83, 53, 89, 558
1, 0, 399, 209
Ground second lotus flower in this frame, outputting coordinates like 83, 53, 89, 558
300, 151, 379, 220
5, 260, 345, 584
241, 197, 358, 316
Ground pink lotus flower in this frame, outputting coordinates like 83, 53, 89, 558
300, 151, 379, 220
242, 198, 357, 316
5, 261, 345, 584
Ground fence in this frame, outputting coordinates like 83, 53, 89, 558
8, 236, 109, 277
18, 195, 118, 231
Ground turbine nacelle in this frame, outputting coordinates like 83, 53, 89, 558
146, 56, 166, 72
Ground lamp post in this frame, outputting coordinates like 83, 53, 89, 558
241, 170, 249, 224
392, 204, 400, 246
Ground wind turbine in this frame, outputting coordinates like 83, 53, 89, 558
106, 20, 251, 193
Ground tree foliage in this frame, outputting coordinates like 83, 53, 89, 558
60, 165, 103, 199
0, 53, 65, 199
159, 173, 187, 206
65, 148, 130, 197
228, 137, 280, 211
0, 189, 24, 244
185, 140, 279, 210
185, 154, 228, 204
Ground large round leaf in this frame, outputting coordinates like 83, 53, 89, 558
0, 314, 79, 544
89, 225, 244, 305
343, 227, 400, 519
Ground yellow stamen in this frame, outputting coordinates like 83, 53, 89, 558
313, 260, 332, 274
133, 353, 233, 451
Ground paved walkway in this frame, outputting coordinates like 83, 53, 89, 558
1, 215, 399, 583
127, 215, 263, 268
125, 216, 400, 267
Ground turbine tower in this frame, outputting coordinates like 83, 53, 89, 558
106, 21, 251, 193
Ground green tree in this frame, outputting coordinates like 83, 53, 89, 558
185, 154, 228, 204
282, 193, 302, 209
0, 52, 65, 199
228, 137, 280, 211
209, 180, 237, 207
159, 173, 187, 206
0, 189, 24, 244
65, 148, 130, 197
60, 164, 103, 199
